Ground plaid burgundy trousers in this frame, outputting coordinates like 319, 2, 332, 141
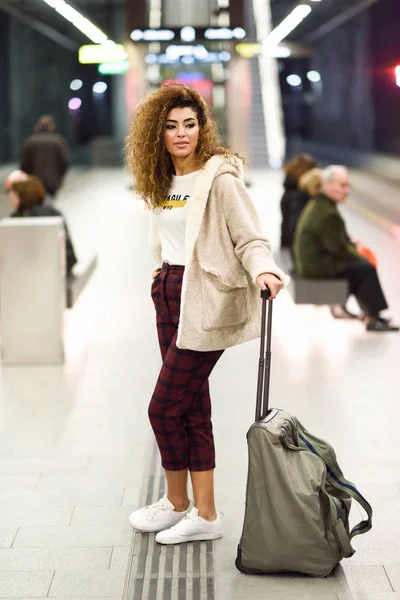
149, 262, 224, 472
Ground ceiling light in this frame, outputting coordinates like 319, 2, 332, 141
93, 81, 108, 94
233, 27, 246, 39
68, 97, 82, 110
180, 26, 196, 42
264, 4, 312, 48
395, 66, 400, 87
307, 70, 321, 83
264, 45, 291, 58
70, 79, 83, 91
41, 0, 109, 44
287, 74, 302, 87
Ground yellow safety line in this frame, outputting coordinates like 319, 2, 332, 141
347, 198, 399, 236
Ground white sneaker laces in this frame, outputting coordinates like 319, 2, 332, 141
168, 508, 199, 531
144, 498, 168, 520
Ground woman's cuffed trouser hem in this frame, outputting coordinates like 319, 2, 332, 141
161, 462, 216, 472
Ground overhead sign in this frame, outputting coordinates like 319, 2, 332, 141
79, 44, 128, 64
129, 27, 248, 43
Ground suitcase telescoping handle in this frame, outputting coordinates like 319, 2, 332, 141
255, 289, 273, 422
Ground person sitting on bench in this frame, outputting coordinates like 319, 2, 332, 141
293, 165, 398, 332
10, 175, 78, 275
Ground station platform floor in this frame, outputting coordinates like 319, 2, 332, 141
0, 166, 399, 600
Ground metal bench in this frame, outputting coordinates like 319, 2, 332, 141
275, 249, 349, 306
66, 255, 98, 308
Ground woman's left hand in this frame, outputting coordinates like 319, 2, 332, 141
256, 273, 283, 299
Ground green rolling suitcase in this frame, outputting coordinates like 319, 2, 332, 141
235, 290, 373, 577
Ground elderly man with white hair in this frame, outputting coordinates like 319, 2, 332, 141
293, 165, 398, 332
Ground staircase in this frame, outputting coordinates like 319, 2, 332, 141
246, 0, 269, 167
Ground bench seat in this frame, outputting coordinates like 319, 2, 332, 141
275, 250, 349, 306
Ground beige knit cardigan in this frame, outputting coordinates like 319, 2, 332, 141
150, 155, 290, 352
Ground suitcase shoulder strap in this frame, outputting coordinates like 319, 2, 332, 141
297, 428, 372, 540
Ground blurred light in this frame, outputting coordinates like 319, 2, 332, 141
93, 81, 108, 94
237, 41, 291, 59
236, 43, 262, 58
233, 27, 246, 39
176, 71, 205, 82
180, 26, 196, 42
219, 51, 231, 62
193, 45, 209, 60
98, 60, 130, 75
70, 79, 83, 91
130, 28, 175, 42
396, 66, 400, 87
264, 4, 312, 48
265, 45, 291, 58
287, 74, 302, 87
79, 44, 128, 64
41, 0, 108, 43
166, 45, 203, 59
307, 70, 321, 82
269, 157, 283, 169
205, 27, 246, 40
68, 97, 82, 110
218, 0, 229, 6
146, 51, 231, 65
130, 29, 144, 41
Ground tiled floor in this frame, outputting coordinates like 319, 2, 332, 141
0, 167, 399, 599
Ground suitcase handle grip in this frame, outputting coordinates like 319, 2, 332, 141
255, 288, 273, 422
260, 288, 271, 300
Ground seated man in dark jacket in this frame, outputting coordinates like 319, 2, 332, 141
10, 175, 77, 274
293, 165, 398, 332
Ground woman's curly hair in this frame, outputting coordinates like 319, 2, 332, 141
125, 84, 237, 209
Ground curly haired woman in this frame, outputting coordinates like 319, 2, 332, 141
126, 84, 289, 545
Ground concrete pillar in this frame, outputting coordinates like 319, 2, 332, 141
226, 55, 251, 160
111, 5, 129, 145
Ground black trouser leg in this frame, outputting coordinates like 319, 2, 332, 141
336, 259, 389, 316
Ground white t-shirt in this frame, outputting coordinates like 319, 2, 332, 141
153, 170, 200, 266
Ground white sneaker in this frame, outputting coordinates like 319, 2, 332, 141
128, 495, 192, 533
155, 507, 223, 545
